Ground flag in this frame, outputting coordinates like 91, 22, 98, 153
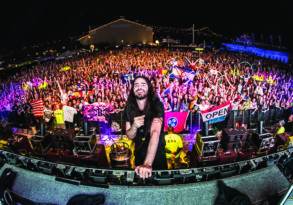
183, 57, 193, 69
201, 101, 231, 124
121, 74, 130, 84
181, 67, 196, 82
164, 111, 189, 133
183, 57, 198, 69
266, 76, 275, 85
30, 99, 44, 117
60, 66, 71, 72
169, 67, 183, 79
38, 81, 48, 90
230, 67, 240, 77
169, 67, 195, 82
22, 82, 30, 91
162, 85, 171, 96
158, 67, 168, 76
121, 73, 134, 84
252, 74, 264, 82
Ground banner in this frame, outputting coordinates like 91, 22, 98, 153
164, 111, 189, 133
83, 102, 114, 122
201, 102, 231, 124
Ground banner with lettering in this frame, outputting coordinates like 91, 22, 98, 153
201, 102, 231, 124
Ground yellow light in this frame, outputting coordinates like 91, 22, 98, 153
90, 44, 95, 52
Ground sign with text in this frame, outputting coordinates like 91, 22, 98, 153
201, 102, 231, 124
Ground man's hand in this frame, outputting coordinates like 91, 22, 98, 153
133, 115, 145, 129
135, 164, 152, 179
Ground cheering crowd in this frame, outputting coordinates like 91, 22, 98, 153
0, 47, 292, 129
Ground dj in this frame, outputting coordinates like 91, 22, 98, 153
124, 76, 167, 179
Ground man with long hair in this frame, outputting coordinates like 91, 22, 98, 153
124, 76, 167, 179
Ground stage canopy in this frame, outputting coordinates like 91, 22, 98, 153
79, 18, 154, 46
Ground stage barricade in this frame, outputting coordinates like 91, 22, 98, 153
0, 147, 292, 186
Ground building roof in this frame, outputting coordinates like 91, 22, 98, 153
78, 18, 153, 41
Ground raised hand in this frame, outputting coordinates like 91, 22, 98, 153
133, 115, 145, 129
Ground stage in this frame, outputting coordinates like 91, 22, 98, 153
0, 163, 290, 205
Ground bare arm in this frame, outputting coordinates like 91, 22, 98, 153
125, 121, 138, 139
224, 73, 233, 88
125, 115, 145, 140
134, 117, 163, 179
56, 80, 64, 96
144, 117, 163, 166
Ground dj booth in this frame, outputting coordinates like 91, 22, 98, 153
1, 121, 293, 204
0, 147, 292, 205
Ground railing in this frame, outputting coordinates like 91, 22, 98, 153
0, 148, 292, 186
109, 107, 290, 135
0, 107, 290, 135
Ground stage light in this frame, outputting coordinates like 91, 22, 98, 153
38, 161, 55, 175
220, 164, 239, 178
56, 164, 67, 177
88, 169, 107, 184
239, 162, 252, 174
153, 171, 174, 185
64, 166, 75, 177
126, 171, 135, 183
107, 170, 126, 184
4, 152, 17, 165
223, 43, 288, 63
0, 150, 5, 159
179, 169, 193, 175
73, 167, 87, 180
173, 169, 195, 184
0, 147, 292, 187
17, 156, 29, 168
26, 159, 39, 171
195, 173, 204, 181
0, 152, 5, 168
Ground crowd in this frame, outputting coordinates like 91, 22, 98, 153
0, 47, 292, 129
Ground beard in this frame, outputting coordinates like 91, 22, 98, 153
134, 91, 148, 100
135, 94, 148, 100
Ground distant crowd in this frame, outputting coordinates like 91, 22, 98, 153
0, 47, 292, 129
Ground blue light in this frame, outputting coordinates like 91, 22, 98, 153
223, 43, 289, 64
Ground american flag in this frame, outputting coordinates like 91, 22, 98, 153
30, 99, 44, 117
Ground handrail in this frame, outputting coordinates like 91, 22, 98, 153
1, 147, 292, 186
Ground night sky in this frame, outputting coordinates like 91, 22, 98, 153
0, 0, 292, 52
